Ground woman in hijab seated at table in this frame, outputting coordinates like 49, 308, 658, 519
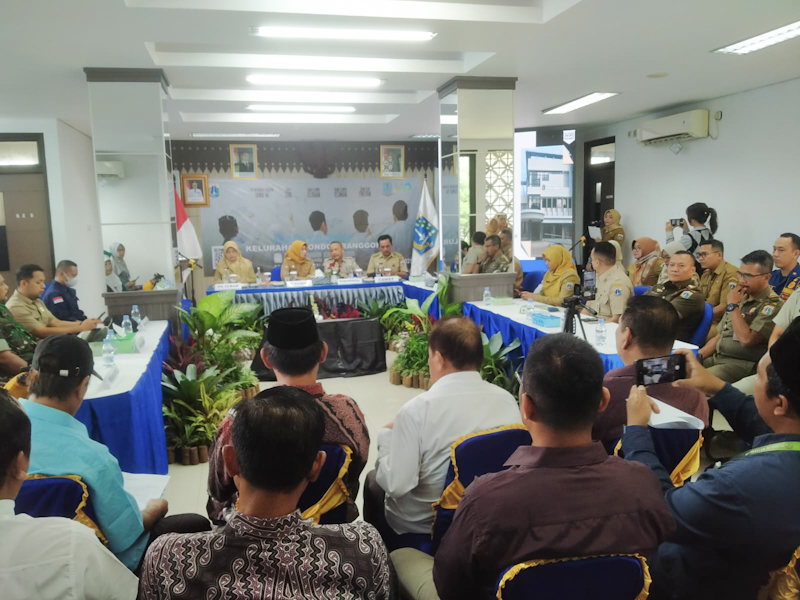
281, 240, 315, 281
109, 243, 138, 290
105, 256, 123, 292
521, 244, 580, 306
628, 237, 663, 287
214, 241, 257, 284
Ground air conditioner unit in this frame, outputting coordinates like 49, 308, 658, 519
636, 110, 709, 145
96, 160, 126, 179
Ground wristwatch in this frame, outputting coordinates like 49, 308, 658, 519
726, 303, 738, 313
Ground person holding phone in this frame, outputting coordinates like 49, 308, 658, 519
665, 202, 719, 260
592, 296, 708, 451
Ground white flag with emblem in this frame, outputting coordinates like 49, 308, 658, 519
411, 183, 439, 277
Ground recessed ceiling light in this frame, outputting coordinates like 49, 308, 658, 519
543, 92, 618, 115
190, 133, 280, 138
714, 20, 800, 55
247, 104, 356, 113
646, 72, 669, 78
163, 132, 170, 137
246, 74, 384, 88
410, 134, 441, 139
250, 26, 436, 42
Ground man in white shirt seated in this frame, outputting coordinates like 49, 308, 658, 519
364, 316, 521, 549
0, 390, 138, 599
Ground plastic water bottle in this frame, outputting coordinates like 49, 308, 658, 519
122, 315, 133, 336
102, 338, 115, 366
223, 268, 231, 283
595, 319, 607, 347
483, 287, 492, 305
105, 328, 117, 352
255, 267, 261, 284
130, 305, 141, 325
526, 298, 533, 314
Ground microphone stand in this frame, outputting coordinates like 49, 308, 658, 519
177, 252, 203, 308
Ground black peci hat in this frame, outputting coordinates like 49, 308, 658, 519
266, 308, 319, 350
32, 335, 103, 380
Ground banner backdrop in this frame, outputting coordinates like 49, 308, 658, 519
201, 177, 423, 276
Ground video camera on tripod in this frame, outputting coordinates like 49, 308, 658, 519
561, 283, 597, 340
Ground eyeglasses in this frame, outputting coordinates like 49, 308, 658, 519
697, 252, 719, 258
736, 272, 770, 280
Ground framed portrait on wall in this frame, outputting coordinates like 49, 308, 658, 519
380, 145, 405, 179
181, 173, 210, 207
230, 144, 258, 179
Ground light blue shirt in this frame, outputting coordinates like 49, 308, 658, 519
20, 399, 147, 571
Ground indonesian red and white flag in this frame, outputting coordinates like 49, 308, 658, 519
174, 181, 203, 282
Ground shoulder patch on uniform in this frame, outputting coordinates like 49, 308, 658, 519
681, 291, 693, 299
763, 306, 774, 316
566, 283, 574, 291
729, 282, 737, 289
617, 234, 623, 241
613, 285, 623, 296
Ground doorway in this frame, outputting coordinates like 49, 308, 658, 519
582, 137, 615, 261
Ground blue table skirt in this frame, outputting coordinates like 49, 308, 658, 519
208, 282, 405, 315
75, 323, 171, 475
463, 303, 626, 373
402, 282, 440, 317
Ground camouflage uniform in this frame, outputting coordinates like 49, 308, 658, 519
480, 253, 512, 274
645, 279, 706, 343
0, 303, 37, 363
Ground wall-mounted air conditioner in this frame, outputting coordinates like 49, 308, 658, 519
96, 160, 126, 179
636, 110, 709, 145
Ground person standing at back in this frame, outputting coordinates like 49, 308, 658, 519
697, 240, 739, 340
365, 317, 520, 548
770, 233, 800, 301
42, 260, 88, 323
666, 202, 718, 260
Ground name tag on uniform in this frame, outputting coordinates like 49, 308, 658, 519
287, 280, 313, 288
214, 283, 242, 291
53, 296, 64, 304
337, 278, 363, 285
375, 276, 401, 283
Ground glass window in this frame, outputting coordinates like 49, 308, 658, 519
590, 142, 615, 165
0, 141, 39, 167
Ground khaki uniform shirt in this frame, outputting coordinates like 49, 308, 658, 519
645, 280, 706, 342
480, 253, 512, 274
325, 256, 360, 278
281, 259, 315, 281
502, 247, 524, 288
715, 287, 783, 363
602, 227, 626, 246
0, 303, 37, 362
699, 261, 739, 322
531, 271, 581, 307
5, 290, 55, 334
592, 266, 634, 319
367, 251, 408, 276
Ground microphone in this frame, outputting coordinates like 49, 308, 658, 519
568, 236, 586, 253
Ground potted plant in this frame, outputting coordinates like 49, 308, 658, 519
480, 332, 523, 396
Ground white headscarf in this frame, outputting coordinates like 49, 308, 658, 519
109, 243, 130, 281
105, 259, 123, 292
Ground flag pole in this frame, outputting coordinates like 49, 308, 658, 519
437, 139, 444, 275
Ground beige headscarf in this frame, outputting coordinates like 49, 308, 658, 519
541, 245, 578, 297
216, 241, 256, 282
603, 209, 623, 237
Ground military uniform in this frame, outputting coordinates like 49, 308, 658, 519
699, 260, 739, 336
591, 266, 634, 320
325, 256, 361, 278
0, 303, 37, 363
645, 280, 706, 343
280, 258, 315, 281
5, 290, 55, 335
704, 287, 783, 383
479, 252, 511, 275
770, 264, 800, 301
367, 251, 408, 277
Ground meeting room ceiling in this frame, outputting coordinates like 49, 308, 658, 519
0, 0, 799, 141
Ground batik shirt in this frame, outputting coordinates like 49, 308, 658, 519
139, 511, 393, 600
0, 303, 37, 362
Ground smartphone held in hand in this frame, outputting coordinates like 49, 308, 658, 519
635, 354, 687, 386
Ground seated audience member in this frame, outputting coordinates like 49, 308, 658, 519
478, 234, 511, 275
325, 241, 360, 278
609, 239, 626, 272
0, 390, 138, 599
208, 307, 369, 523
622, 324, 800, 600
628, 237, 663, 287
461, 231, 486, 275
585, 241, 633, 323
367, 235, 409, 279
645, 251, 705, 343
770, 232, 800, 301
105, 256, 123, 292
6, 265, 101, 339
520, 244, 580, 306
42, 260, 88, 322
140, 387, 393, 600
0, 273, 35, 376
499, 229, 524, 289
21, 335, 208, 570
594, 296, 708, 449
657, 241, 689, 285
213, 241, 256, 284
700, 251, 783, 383
366, 317, 520, 546
697, 240, 739, 340
427, 334, 674, 600
109, 243, 137, 290
281, 240, 315, 281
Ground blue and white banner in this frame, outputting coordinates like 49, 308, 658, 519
411, 183, 439, 277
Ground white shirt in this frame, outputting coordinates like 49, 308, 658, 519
376, 371, 522, 534
0, 499, 138, 600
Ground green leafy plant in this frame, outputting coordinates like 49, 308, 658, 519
382, 295, 437, 337
480, 332, 522, 396
357, 297, 397, 320
436, 274, 463, 318
176, 291, 263, 346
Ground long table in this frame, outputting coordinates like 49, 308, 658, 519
402, 280, 439, 316
207, 281, 405, 315
76, 321, 171, 475
464, 299, 697, 373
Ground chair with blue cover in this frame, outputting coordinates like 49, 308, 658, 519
271, 265, 282, 282
521, 272, 542, 293
15, 474, 107, 544
633, 286, 650, 296
430, 424, 531, 554
298, 444, 352, 525
615, 428, 704, 487
496, 554, 651, 600
688, 302, 714, 348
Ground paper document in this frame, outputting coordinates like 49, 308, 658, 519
647, 396, 705, 430
122, 472, 170, 510
588, 226, 602, 240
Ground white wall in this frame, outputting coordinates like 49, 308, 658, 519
576, 77, 800, 266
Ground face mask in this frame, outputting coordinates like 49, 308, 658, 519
67, 276, 79, 288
